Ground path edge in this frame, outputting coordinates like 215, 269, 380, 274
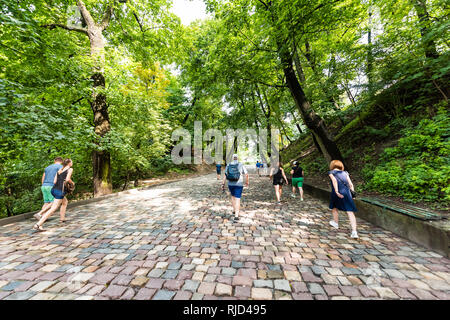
303, 183, 450, 258
0, 174, 211, 227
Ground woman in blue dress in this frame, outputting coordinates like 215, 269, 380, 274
328, 160, 358, 238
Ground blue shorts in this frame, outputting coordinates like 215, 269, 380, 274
228, 185, 243, 198
51, 188, 66, 200
216, 168, 221, 174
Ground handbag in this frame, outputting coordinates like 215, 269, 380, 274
332, 172, 356, 198
63, 180, 75, 195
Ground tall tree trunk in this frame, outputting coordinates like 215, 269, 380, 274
367, 4, 375, 94
255, 84, 272, 156
43, 1, 115, 197
86, 12, 112, 196
413, 0, 439, 60
281, 53, 344, 164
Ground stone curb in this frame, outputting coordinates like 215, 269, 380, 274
303, 183, 450, 258
0, 174, 211, 227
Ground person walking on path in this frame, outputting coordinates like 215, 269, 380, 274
290, 161, 304, 201
256, 161, 261, 176
34, 157, 63, 220
328, 160, 359, 238
222, 154, 249, 222
33, 158, 74, 231
270, 162, 289, 204
216, 162, 222, 180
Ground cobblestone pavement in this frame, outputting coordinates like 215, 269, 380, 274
0, 172, 449, 300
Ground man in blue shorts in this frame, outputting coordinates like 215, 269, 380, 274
216, 162, 222, 180
34, 157, 63, 220
222, 154, 249, 222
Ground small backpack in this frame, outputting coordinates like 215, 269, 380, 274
225, 163, 241, 181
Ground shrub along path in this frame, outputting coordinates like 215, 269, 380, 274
0, 171, 449, 300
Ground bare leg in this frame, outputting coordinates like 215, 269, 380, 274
332, 208, 339, 224
37, 199, 62, 227
36, 202, 52, 216
346, 211, 357, 232
59, 197, 68, 222
299, 187, 304, 199
274, 185, 281, 202
279, 186, 283, 200
292, 185, 296, 194
235, 197, 241, 217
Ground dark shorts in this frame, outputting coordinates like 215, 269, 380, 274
51, 188, 66, 200
216, 168, 221, 174
228, 185, 243, 198
273, 179, 284, 186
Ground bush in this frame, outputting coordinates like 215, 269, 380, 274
366, 109, 450, 203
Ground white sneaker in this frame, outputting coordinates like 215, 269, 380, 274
291, 194, 296, 198
329, 221, 339, 229
300, 198, 304, 201
351, 231, 359, 238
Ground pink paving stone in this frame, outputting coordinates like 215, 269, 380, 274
232, 276, 253, 287
146, 278, 165, 289
281, 264, 297, 271
340, 286, 361, 297
358, 286, 378, 298
76, 283, 97, 295
314, 295, 328, 300
96, 266, 111, 273
176, 271, 193, 281
329, 260, 343, 268
234, 286, 251, 299
217, 276, 233, 285
391, 287, 417, 299
244, 262, 257, 268
86, 285, 106, 296
292, 292, 314, 300
203, 295, 219, 300
301, 272, 323, 283
208, 267, 221, 275
112, 275, 133, 286
257, 263, 268, 270
380, 278, 395, 287
163, 280, 184, 291
109, 267, 125, 274
291, 281, 308, 293
120, 288, 136, 300
431, 291, 450, 300
0, 292, 11, 299
323, 285, 342, 296
173, 291, 193, 300
39, 272, 64, 281
0, 271, 25, 280
142, 261, 156, 269
197, 282, 216, 295
101, 285, 127, 299
409, 289, 438, 300
121, 266, 139, 275
237, 269, 257, 279
14, 281, 35, 292
17, 272, 44, 281
134, 288, 157, 300
392, 279, 416, 289
218, 260, 231, 267
89, 273, 116, 285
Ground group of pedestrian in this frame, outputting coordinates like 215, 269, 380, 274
220, 156, 358, 238
32, 157, 75, 232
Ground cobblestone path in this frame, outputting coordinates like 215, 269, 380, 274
0, 172, 449, 300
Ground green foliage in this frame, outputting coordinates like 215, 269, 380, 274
367, 110, 450, 203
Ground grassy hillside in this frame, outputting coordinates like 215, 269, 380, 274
281, 89, 449, 212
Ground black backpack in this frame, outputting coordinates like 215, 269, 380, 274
225, 163, 241, 181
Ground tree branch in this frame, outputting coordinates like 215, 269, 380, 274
42, 23, 88, 35
101, 2, 115, 31
77, 0, 95, 28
